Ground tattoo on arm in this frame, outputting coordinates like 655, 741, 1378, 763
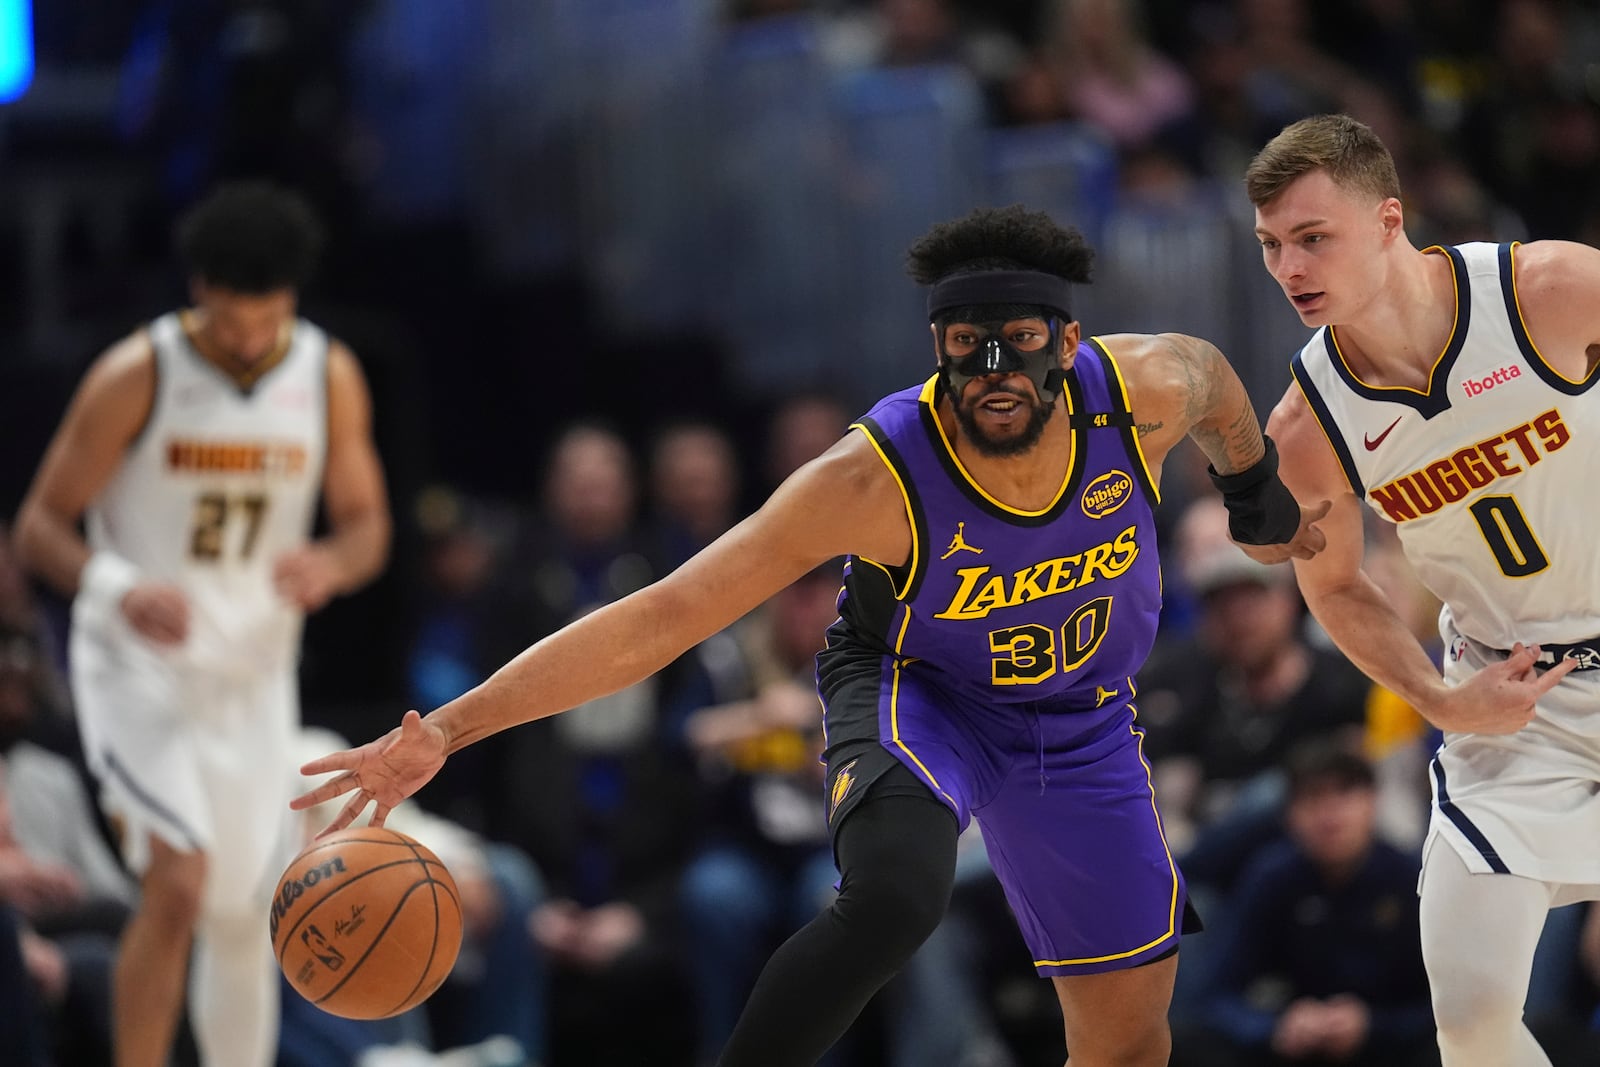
1162, 334, 1266, 475
1136, 421, 1164, 435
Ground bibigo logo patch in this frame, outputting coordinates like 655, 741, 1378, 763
1081, 470, 1134, 519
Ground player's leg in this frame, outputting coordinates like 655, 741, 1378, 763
715, 767, 960, 1067
1051, 952, 1177, 1067
189, 909, 278, 1067
115, 835, 205, 1067
1421, 841, 1553, 1066
188, 674, 297, 1067
977, 711, 1187, 1067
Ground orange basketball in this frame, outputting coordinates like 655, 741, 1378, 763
270, 826, 463, 1019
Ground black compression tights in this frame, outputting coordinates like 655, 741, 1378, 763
715, 784, 960, 1067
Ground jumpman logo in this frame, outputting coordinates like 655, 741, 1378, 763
941, 522, 984, 560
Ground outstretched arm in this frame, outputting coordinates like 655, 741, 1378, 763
295, 430, 910, 832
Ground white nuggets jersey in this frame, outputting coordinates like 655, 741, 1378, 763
84, 311, 329, 676
1292, 242, 1600, 654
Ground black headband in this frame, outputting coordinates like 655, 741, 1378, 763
926, 270, 1073, 322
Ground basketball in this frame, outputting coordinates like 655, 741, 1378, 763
270, 826, 463, 1019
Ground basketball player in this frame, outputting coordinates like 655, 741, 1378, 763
13, 183, 391, 1067
295, 204, 1325, 1067
1245, 114, 1600, 1066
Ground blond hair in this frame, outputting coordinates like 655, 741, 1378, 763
1245, 114, 1401, 208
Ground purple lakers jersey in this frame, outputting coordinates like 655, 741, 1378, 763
830, 340, 1163, 722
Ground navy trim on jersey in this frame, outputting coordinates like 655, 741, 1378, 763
1323, 245, 1471, 419
1431, 758, 1509, 874
917, 373, 1089, 528
1086, 338, 1161, 509
1498, 243, 1600, 396
103, 750, 204, 853
855, 415, 930, 603
1290, 349, 1365, 497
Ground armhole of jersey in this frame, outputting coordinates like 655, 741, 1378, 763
1498, 242, 1600, 395
1290, 351, 1365, 497
126, 326, 162, 450
1086, 336, 1160, 507
849, 417, 926, 602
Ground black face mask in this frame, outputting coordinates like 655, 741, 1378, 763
935, 317, 1067, 405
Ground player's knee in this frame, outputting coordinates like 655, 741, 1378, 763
1431, 969, 1525, 1043
1064, 1015, 1170, 1067
141, 848, 207, 928
834, 857, 951, 957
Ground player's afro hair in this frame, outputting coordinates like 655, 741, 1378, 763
906, 204, 1094, 286
175, 182, 325, 293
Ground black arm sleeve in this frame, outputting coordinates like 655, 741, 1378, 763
1207, 436, 1301, 545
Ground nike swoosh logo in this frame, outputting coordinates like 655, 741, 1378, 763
1364, 417, 1402, 451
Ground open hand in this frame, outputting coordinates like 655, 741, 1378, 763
1237, 499, 1333, 564
273, 545, 344, 612
1426, 643, 1574, 734
289, 710, 448, 836
121, 583, 190, 645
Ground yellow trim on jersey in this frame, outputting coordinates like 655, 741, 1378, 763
1327, 245, 1461, 396
919, 376, 1075, 517
1506, 242, 1600, 387
1090, 336, 1161, 504
1031, 718, 1179, 968
848, 421, 920, 600
887, 604, 956, 806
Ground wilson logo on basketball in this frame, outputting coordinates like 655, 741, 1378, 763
1460, 364, 1521, 397
1081, 470, 1134, 519
269, 856, 348, 941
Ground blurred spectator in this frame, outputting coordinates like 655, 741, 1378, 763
0, 902, 49, 1067
760, 392, 852, 500
0, 756, 119, 1067
646, 421, 743, 569
1006, 0, 1195, 151
1175, 745, 1436, 1067
0, 531, 126, 1067
484, 422, 657, 665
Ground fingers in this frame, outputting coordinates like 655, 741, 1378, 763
297, 752, 359, 776
1536, 656, 1578, 691
1306, 499, 1333, 522
1505, 642, 1537, 669
288, 771, 359, 810
369, 803, 392, 828
316, 792, 371, 839
398, 709, 425, 736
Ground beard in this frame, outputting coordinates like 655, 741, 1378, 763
953, 382, 1055, 457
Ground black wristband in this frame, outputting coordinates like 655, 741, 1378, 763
1207, 436, 1301, 545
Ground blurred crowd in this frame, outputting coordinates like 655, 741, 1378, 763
5, 0, 1600, 1065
